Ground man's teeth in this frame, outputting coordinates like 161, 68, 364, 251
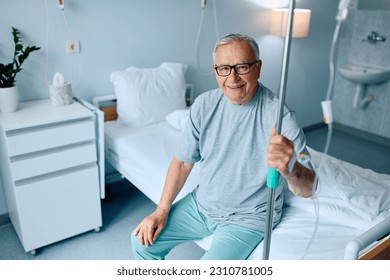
228, 85, 244, 89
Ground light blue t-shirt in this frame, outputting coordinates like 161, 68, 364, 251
176, 83, 311, 232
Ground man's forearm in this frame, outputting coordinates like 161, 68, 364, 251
285, 162, 316, 198
157, 157, 194, 212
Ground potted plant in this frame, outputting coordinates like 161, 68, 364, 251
0, 27, 40, 112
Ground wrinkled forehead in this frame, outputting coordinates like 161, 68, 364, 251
214, 41, 256, 65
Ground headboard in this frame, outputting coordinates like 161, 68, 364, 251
101, 104, 118, 122
93, 83, 194, 122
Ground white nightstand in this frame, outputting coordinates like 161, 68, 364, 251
0, 99, 103, 255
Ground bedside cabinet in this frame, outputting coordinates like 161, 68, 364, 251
0, 99, 103, 254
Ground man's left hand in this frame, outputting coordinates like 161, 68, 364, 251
267, 127, 295, 177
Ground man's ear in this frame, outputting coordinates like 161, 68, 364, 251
256, 60, 262, 79
211, 64, 216, 74
258, 60, 263, 71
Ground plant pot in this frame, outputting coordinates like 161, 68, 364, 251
0, 85, 19, 113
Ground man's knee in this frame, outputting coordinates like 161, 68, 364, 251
131, 234, 148, 259
130, 233, 165, 260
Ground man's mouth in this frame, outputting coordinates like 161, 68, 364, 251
227, 84, 245, 89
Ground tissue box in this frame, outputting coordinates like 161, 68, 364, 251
49, 81, 73, 106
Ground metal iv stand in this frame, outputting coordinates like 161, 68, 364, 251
262, 0, 295, 260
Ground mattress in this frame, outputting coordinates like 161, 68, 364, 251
205, 205, 362, 260
104, 120, 200, 204
104, 120, 388, 259
261, 206, 361, 260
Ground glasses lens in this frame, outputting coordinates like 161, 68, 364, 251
215, 61, 256, 76
235, 63, 250, 74
216, 65, 231, 76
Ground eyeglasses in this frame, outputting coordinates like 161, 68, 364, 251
214, 61, 259, 77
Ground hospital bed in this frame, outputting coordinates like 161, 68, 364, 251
93, 62, 390, 260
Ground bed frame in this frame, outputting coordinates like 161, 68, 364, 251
92, 93, 390, 260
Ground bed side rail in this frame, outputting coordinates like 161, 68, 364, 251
92, 94, 117, 108
344, 216, 390, 259
73, 96, 106, 199
92, 95, 118, 122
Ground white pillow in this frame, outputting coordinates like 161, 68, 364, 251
284, 147, 390, 230
165, 109, 189, 131
110, 62, 187, 127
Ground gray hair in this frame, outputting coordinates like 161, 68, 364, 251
212, 33, 260, 62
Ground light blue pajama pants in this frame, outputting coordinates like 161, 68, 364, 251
131, 192, 264, 260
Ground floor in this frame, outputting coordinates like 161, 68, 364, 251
0, 181, 205, 260
0, 126, 389, 260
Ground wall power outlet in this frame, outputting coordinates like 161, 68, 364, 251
65, 40, 80, 53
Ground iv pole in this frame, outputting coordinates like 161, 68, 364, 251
263, 0, 295, 260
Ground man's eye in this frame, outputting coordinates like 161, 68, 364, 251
236, 65, 248, 70
219, 66, 230, 71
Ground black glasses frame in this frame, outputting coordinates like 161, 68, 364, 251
213, 60, 259, 77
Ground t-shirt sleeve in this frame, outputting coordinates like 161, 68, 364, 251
281, 110, 313, 170
175, 103, 202, 163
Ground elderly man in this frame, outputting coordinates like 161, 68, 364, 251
131, 33, 315, 260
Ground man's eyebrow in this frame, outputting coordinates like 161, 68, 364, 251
215, 62, 249, 66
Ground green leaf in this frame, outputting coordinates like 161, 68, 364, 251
31, 46, 41, 52
15, 44, 23, 51
12, 27, 20, 44
4, 63, 13, 71
18, 56, 25, 66
1, 27, 40, 88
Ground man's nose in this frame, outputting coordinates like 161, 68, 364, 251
227, 68, 240, 80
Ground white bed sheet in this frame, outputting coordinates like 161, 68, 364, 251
104, 120, 386, 259
105, 120, 199, 204
248, 206, 363, 259
194, 206, 364, 260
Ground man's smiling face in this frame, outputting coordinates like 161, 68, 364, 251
213, 40, 261, 105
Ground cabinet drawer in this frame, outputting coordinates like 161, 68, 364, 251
7, 119, 95, 157
11, 142, 97, 182
15, 165, 102, 252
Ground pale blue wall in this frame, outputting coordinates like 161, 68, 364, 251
0, 0, 340, 121
0, 0, 268, 102
0, 0, 341, 215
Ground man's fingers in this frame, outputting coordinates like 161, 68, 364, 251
138, 224, 158, 247
269, 128, 287, 146
133, 210, 167, 247
270, 127, 276, 138
133, 225, 140, 236
153, 226, 163, 242
147, 227, 155, 246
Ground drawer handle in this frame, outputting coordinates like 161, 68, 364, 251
6, 117, 93, 137
10, 140, 95, 162
15, 163, 97, 187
